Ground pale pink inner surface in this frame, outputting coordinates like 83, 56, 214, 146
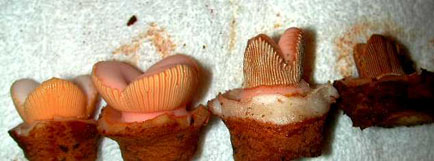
73, 75, 97, 107
278, 27, 302, 63
11, 79, 40, 122
120, 106, 189, 122
95, 54, 197, 91
94, 54, 197, 122
94, 61, 142, 90
239, 80, 310, 100
138, 54, 198, 78
210, 84, 338, 125
11, 79, 40, 107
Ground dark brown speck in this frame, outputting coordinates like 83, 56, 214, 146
127, 15, 137, 26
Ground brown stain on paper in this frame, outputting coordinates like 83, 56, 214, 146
113, 23, 176, 64
146, 23, 177, 58
228, 19, 237, 52
228, 0, 239, 52
273, 12, 283, 29
334, 19, 405, 77
273, 23, 282, 29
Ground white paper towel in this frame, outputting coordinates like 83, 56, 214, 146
1, 0, 433, 160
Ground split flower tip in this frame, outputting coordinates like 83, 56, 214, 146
91, 54, 199, 113
11, 75, 99, 124
243, 27, 304, 88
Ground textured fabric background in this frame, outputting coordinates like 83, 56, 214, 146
1, 0, 434, 160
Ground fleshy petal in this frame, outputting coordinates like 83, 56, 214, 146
11, 79, 40, 121
73, 75, 100, 118
24, 78, 87, 123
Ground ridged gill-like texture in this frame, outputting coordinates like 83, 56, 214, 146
243, 28, 304, 88
122, 65, 197, 112
354, 34, 404, 78
91, 54, 199, 113
24, 78, 87, 123
91, 66, 127, 112
11, 76, 99, 124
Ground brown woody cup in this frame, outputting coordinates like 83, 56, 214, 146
9, 119, 100, 161
334, 34, 434, 129
97, 105, 210, 161
334, 71, 434, 129
222, 115, 327, 161
208, 84, 338, 161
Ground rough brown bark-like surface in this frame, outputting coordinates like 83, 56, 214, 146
222, 115, 327, 161
98, 106, 210, 161
334, 71, 434, 129
9, 120, 100, 161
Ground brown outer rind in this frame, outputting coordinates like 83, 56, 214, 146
8, 120, 100, 161
97, 106, 210, 161
333, 70, 434, 129
221, 115, 327, 161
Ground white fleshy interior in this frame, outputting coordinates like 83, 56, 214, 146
1, 1, 434, 161
209, 84, 338, 125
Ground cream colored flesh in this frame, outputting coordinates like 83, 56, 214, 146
209, 84, 339, 125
